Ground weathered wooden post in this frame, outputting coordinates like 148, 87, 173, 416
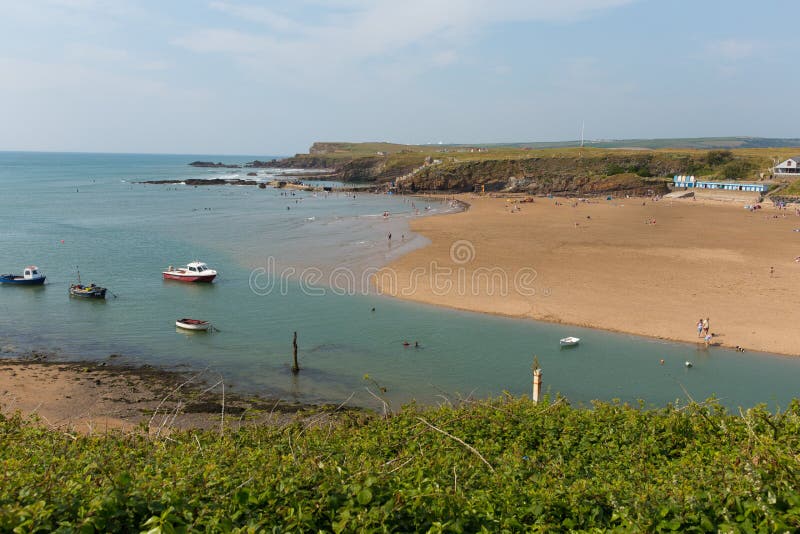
291, 331, 299, 374
532, 356, 542, 403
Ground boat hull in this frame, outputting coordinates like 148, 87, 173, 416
559, 337, 580, 347
0, 275, 46, 285
163, 272, 216, 283
176, 319, 210, 331
69, 285, 107, 299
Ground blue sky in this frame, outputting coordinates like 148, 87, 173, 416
1, 0, 797, 155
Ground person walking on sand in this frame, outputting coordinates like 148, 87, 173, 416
702, 317, 710, 336
697, 318, 703, 338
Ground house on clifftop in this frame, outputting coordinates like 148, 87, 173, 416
774, 156, 800, 176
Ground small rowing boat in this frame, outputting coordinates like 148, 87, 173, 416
0, 266, 46, 286
176, 318, 211, 331
560, 336, 580, 347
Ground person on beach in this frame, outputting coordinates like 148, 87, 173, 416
697, 318, 703, 338
702, 317, 710, 336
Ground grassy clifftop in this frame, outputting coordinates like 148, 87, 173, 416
2, 397, 800, 531
271, 142, 796, 195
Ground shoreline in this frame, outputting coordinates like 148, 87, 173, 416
377, 193, 800, 357
0, 353, 342, 433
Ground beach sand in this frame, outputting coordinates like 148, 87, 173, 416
0, 357, 310, 433
378, 195, 800, 355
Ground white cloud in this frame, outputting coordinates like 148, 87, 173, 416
705, 39, 758, 61
173, 0, 637, 79
209, 1, 297, 32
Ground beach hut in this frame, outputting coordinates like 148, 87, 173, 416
673, 175, 696, 188
694, 180, 769, 193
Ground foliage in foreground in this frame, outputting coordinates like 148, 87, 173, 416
2, 397, 800, 532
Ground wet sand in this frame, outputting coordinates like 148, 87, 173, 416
0, 356, 316, 433
378, 195, 800, 355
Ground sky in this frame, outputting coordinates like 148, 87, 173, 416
0, 0, 798, 155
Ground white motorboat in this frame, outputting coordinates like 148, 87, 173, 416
560, 336, 580, 347
176, 318, 211, 331
163, 261, 217, 283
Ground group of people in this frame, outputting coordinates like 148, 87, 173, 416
696, 317, 712, 345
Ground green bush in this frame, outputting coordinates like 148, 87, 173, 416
722, 160, 755, 180
1, 398, 800, 531
706, 150, 734, 166
604, 163, 627, 176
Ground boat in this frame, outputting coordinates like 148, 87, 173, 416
69, 283, 107, 299
163, 261, 217, 283
0, 266, 46, 285
176, 318, 211, 331
560, 336, 580, 347
685, 361, 693, 368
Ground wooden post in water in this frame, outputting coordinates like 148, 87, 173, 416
291, 331, 299, 374
532, 356, 542, 403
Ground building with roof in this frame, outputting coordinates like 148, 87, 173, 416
672, 175, 769, 193
774, 156, 800, 175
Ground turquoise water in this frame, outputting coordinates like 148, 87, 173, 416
1, 152, 799, 410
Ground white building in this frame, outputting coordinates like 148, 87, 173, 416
774, 156, 800, 175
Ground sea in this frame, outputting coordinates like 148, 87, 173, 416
1, 151, 798, 411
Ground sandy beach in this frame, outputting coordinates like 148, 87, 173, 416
378, 195, 800, 356
0, 357, 312, 433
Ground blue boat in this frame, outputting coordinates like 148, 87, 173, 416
0, 266, 46, 285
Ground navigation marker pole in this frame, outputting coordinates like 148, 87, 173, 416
532, 356, 542, 403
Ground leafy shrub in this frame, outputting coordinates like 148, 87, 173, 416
722, 160, 755, 180
2, 398, 800, 531
706, 150, 734, 166
604, 163, 627, 176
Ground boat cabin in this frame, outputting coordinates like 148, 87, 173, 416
24, 266, 42, 279
187, 262, 209, 273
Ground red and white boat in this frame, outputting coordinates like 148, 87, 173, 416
162, 261, 217, 283
176, 318, 211, 331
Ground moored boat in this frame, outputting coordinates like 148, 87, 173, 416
163, 261, 217, 283
560, 336, 580, 347
69, 283, 107, 299
0, 266, 46, 285
176, 318, 211, 331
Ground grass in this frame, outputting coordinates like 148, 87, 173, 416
779, 178, 800, 196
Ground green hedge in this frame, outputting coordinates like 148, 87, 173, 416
2, 397, 799, 532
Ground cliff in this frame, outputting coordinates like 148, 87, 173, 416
258, 142, 782, 196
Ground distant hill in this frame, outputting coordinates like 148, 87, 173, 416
447, 137, 800, 150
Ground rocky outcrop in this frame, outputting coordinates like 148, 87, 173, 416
138, 178, 258, 186
247, 156, 341, 169
189, 161, 241, 168
397, 156, 685, 195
